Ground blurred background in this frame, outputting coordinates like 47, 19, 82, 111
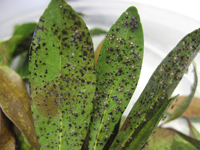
0, 0, 200, 137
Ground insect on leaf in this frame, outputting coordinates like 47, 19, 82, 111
88, 6, 144, 150
0, 65, 39, 150
29, 0, 96, 149
110, 28, 200, 149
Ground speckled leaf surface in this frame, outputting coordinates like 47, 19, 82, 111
0, 109, 16, 150
120, 95, 177, 150
166, 62, 198, 123
88, 6, 143, 150
0, 65, 39, 150
110, 28, 200, 149
29, 0, 95, 149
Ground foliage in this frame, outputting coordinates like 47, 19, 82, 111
0, 0, 200, 150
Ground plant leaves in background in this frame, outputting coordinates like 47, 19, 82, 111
0, 109, 16, 150
143, 127, 175, 150
88, 6, 144, 150
0, 65, 39, 150
187, 118, 200, 140
165, 62, 198, 123
167, 96, 200, 118
171, 133, 199, 150
15, 51, 29, 77
0, 23, 36, 65
18, 131, 36, 150
110, 28, 200, 149
144, 127, 200, 150
29, 0, 95, 149
90, 28, 107, 36
120, 95, 178, 150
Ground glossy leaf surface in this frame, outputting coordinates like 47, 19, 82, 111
0, 65, 39, 149
111, 28, 200, 149
29, 0, 95, 149
88, 6, 144, 150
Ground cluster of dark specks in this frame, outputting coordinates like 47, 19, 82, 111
111, 28, 200, 149
30, 1, 96, 149
89, 7, 143, 149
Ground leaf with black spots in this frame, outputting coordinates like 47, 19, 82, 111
166, 62, 198, 123
88, 6, 144, 150
110, 28, 200, 149
29, 0, 96, 149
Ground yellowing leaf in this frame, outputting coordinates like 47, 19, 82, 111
94, 39, 104, 67
168, 97, 200, 118
0, 109, 16, 150
0, 65, 39, 150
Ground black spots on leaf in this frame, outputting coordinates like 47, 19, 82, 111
40, 18, 45, 23
82, 31, 85, 37
33, 25, 44, 36
81, 110, 85, 115
74, 20, 82, 27
62, 30, 68, 35
62, 37, 68, 42
83, 51, 87, 56
36, 44, 41, 51
42, 42, 46, 46
54, 29, 59, 35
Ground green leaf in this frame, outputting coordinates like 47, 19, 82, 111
18, 131, 36, 150
171, 133, 198, 150
187, 118, 200, 140
90, 28, 107, 36
0, 23, 36, 65
110, 28, 200, 149
29, 0, 95, 149
166, 62, 198, 123
0, 65, 39, 150
16, 51, 29, 77
143, 127, 175, 150
123, 96, 178, 150
88, 6, 144, 150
